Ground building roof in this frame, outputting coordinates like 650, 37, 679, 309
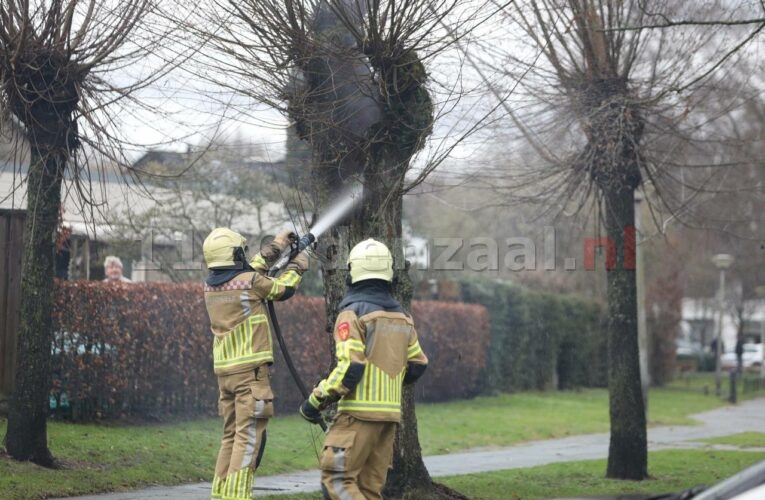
0, 160, 287, 242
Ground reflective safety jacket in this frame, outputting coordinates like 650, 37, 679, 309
204, 254, 302, 376
316, 286, 428, 423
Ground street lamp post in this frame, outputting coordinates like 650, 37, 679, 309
755, 286, 765, 382
635, 190, 649, 413
712, 254, 735, 397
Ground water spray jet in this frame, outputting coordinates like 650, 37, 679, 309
269, 183, 363, 274
266, 183, 363, 431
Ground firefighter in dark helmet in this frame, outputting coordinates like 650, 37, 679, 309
203, 227, 308, 500
299, 238, 428, 500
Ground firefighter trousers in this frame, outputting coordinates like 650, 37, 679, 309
211, 365, 274, 500
320, 413, 397, 500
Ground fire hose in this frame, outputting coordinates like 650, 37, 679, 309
265, 232, 329, 431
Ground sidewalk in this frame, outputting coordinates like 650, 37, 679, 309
53, 398, 765, 500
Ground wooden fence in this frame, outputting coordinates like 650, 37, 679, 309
0, 209, 24, 406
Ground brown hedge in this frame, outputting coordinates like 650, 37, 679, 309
410, 301, 490, 402
51, 280, 215, 420
51, 280, 489, 421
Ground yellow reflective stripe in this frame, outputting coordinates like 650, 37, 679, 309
213, 314, 271, 369
214, 351, 274, 368
266, 281, 279, 300
211, 475, 225, 500
214, 351, 273, 369
383, 367, 388, 402
236, 320, 248, 360
221, 467, 253, 499
363, 362, 372, 400
213, 337, 222, 359
338, 401, 401, 412
407, 341, 423, 359
265, 270, 301, 301
322, 359, 351, 393
335, 340, 350, 359
345, 365, 405, 411
346, 339, 365, 352
249, 254, 269, 273
276, 270, 301, 287
371, 364, 379, 400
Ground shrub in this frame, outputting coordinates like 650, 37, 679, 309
460, 279, 607, 393
51, 280, 490, 421
52, 280, 216, 421
646, 271, 683, 386
410, 301, 490, 402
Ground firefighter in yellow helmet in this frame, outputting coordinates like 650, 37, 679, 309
203, 227, 308, 500
299, 238, 428, 500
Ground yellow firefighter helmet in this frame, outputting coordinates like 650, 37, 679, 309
348, 238, 393, 284
203, 227, 248, 269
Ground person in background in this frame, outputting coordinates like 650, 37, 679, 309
203, 227, 309, 500
103, 255, 132, 283
735, 336, 745, 375
299, 238, 428, 500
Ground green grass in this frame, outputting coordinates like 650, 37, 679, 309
417, 388, 726, 455
0, 416, 327, 500
0, 387, 754, 500
647, 384, 731, 425
701, 432, 765, 448
417, 391, 611, 455
1, 418, 218, 500
259, 450, 765, 500
436, 450, 765, 500
666, 371, 765, 403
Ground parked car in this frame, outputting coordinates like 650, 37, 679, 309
720, 343, 763, 372
49, 331, 116, 417
676, 338, 704, 357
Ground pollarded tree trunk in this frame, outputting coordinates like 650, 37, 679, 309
602, 183, 647, 480
3, 46, 79, 465
581, 77, 647, 480
365, 148, 433, 498
5, 148, 65, 466
317, 144, 435, 497
386, 388, 432, 498
292, 3, 437, 494
374, 192, 433, 499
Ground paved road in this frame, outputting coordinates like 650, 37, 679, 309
52, 398, 765, 499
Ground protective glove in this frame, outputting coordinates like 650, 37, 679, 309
298, 393, 324, 425
288, 252, 309, 274
273, 229, 297, 252
261, 229, 297, 263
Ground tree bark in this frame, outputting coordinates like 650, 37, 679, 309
579, 77, 647, 480
603, 185, 647, 480
315, 143, 434, 496
4, 147, 64, 467
385, 386, 433, 498
366, 148, 434, 497
294, 3, 436, 494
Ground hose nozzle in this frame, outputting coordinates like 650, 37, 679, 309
294, 232, 316, 254
268, 232, 316, 276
